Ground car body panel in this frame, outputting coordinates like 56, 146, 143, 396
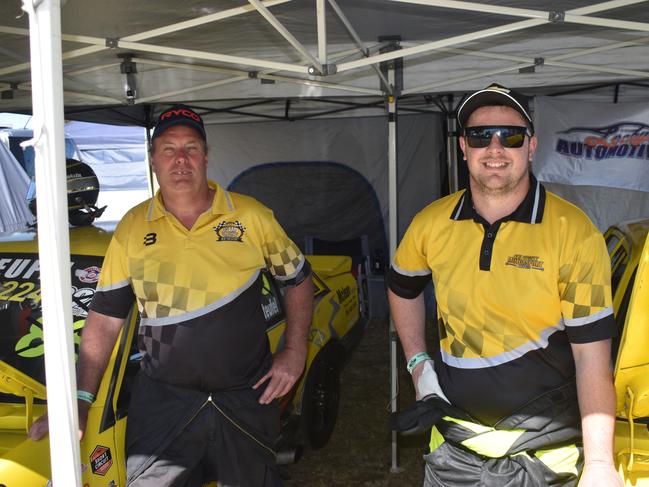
605, 219, 649, 484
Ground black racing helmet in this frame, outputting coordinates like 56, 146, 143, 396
28, 159, 105, 226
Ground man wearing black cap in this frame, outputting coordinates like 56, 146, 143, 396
388, 85, 621, 486
30, 105, 314, 486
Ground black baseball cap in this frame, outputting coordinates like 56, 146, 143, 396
152, 104, 206, 141
457, 84, 534, 133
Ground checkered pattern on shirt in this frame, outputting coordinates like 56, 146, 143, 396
129, 256, 220, 318
138, 321, 179, 368
559, 260, 609, 320
435, 280, 531, 360
264, 239, 303, 278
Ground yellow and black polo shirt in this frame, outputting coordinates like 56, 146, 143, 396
91, 180, 310, 391
388, 175, 616, 425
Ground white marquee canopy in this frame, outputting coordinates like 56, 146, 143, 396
1, 0, 649, 120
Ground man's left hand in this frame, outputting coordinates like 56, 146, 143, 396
253, 346, 306, 404
578, 462, 623, 487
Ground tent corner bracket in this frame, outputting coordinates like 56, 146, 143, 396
548, 10, 565, 23
308, 63, 337, 76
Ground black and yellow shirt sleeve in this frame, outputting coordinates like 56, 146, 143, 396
388, 211, 433, 299
91, 215, 136, 319
258, 205, 310, 286
558, 216, 615, 344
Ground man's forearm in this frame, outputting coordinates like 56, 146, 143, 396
388, 290, 427, 359
572, 339, 617, 465
282, 276, 314, 352
77, 310, 125, 395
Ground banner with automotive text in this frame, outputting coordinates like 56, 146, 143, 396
534, 96, 649, 192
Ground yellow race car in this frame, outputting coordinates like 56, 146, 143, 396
605, 219, 649, 485
0, 222, 365, 486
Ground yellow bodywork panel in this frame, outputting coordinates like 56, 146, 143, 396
610, 220, 649, 485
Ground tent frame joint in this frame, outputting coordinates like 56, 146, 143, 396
548, 10, 565, 23
105, 37, 119, 48
308, 63, 337, 76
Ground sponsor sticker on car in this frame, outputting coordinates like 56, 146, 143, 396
76, 266, 101, 283
90, 445, 113, 476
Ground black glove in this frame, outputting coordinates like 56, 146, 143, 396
389, 394, 452, 435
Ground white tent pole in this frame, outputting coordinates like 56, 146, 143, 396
132, 58, 381, 96
387, 64, 401, 475
386, 0, 649, 32
401, 41, 649, 78
247, 0, 323, 73
327, 0, 364, 48
316, 0, 327, 65
260, 73, 382, 94
385, 0, 549, 18
405, 60, 649, 95
327, 0, 391, 92
337, 0, 649, 74
337, 18, 545, 73
552, 35, 649, 60
137, 77, 249, 103
66, 62, 121, 76
13, 84, 123, 104
385, 0, 646, 17
403, 56, 649, 95
403, 63, 531, 95
118, 40, 308, 74
22, 0, 81, 486
124, 0, 292, 42
0, 0, 293, 78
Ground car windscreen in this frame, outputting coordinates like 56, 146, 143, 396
0, 252, 103, 403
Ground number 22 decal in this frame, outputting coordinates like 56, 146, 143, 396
0, 280, 41, 303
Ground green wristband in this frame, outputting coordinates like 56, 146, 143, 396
77, 390, 95, 404
406, 352, 431, 374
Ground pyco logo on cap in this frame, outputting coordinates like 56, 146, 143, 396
160, 108, 201, 122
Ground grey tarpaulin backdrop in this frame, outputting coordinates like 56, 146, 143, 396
205, 114, 443, 242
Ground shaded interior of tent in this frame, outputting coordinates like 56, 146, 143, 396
2, 1, 649, 483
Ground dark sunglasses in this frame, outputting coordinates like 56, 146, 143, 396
464, 126, 532, 148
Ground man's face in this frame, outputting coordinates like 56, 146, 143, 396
150, 125, 208, 195
459, 106, 537, 198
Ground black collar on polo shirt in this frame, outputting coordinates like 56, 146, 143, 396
450, 173, 546, 225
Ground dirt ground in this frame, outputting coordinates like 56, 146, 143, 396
281, 318, 427, 486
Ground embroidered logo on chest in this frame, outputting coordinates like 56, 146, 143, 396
213, 220, 246, 242
505, 254, 544, 271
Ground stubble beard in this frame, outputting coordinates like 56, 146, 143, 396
471, 157, 531, 199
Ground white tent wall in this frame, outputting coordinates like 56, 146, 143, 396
543, 183, 649, 232
204, 113, 443, 240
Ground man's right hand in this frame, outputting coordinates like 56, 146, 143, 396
412, 359, 450, 403
28, 401, 91, 441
